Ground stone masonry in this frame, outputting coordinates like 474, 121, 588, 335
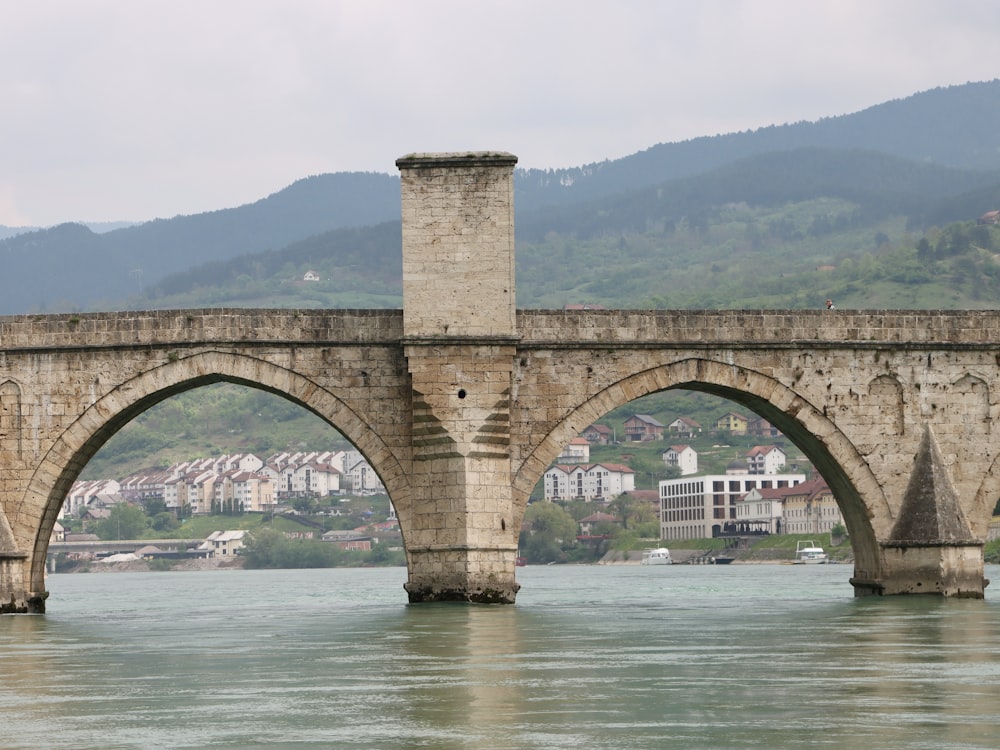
398, 153, 521, 602
1, 152, 999, 612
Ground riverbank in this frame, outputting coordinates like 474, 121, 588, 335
60, 556, 246, 574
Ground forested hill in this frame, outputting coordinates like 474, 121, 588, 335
132, 145, 1000, 312
2, 79, 1000, 315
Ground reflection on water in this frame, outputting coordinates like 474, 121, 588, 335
1, 565, 1000, 749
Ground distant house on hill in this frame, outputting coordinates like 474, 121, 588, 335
748, 416, 782, 438
978, 210, 1000, 225
303, 270, 320, 281
582, 423, 614, 445
715, 412, 749, 435
667, 417, 702, 438
746, 445, 786, 475
623, 414, 664, 442
662, 445, 698, 476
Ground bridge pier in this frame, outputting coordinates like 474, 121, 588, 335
851, 543, 987, 597
855, 426, 988, 598
397, 152, 522, 603
0, 554, 44, 614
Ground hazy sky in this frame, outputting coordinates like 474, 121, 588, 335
3, 0, 999, 227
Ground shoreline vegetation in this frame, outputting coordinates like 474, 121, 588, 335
54, 536, 856, 574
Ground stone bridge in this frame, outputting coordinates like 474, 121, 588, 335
2, 152, 998, 612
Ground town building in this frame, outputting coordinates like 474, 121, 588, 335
662, 444, 698, 476
544, 463, 636, 502
623, 414, 665, 442
557, 437, 591, 464
746, 445, 786, 474
781, 477, 845, 535
747, 417, 782, 438
667, 417, 702, 438
212, 470, 275, 513
581, 423, 614, 445
578, 512, 618, 536
733, 486, 801, 534
61, 479, 123, 519
321, 529, 373, 551
658, 472, 806, 540
199, 529, 248, 557
715, 412, 749, 435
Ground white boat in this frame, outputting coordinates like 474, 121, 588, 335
641, 547, 673, 565
794, 540, 828, 564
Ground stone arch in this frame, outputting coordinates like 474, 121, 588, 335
23, 350, 410, 593
971, 446, 1000, 540
513, 357, 887, 579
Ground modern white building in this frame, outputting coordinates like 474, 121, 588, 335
544, 463, 635, 502
746, 445, 786, 475
659, 472, 806, 540
662, 444, 698, 476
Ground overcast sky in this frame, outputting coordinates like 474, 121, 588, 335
3, 1, 999, 227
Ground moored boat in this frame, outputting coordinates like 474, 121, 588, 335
794, 540, 828, 564
641, 547, 673, 565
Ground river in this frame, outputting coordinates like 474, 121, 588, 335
2, 564, 1000, 749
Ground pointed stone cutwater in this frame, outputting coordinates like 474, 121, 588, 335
888, 424, 975, 545
880, 424, 985, 597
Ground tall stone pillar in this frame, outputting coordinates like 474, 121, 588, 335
397, 152, 521, 603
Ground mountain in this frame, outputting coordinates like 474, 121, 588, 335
0, 172, 401, 314
129, 145, 1000, 312
3, 80, 1000, 315
514, 79, 1000, 209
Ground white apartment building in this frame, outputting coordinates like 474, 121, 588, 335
746, 445, 786, 474
61, 479, 122, 519
662, 445, 698, 476
659, 472, 806, 540
212, 470, 275, 513
544, 463, 635, 502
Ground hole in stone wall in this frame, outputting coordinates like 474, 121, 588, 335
501, 518, 506, 531
457, 389, 467, 399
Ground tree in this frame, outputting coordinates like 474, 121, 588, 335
143, 497, 168, 516
519, 502, 579, 564
94, 503, 148, 540
150, 512, 180, 533
609, 493, 657, 531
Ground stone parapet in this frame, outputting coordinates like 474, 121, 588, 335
516, 309, 1000, 347
0, 309, 403, 350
